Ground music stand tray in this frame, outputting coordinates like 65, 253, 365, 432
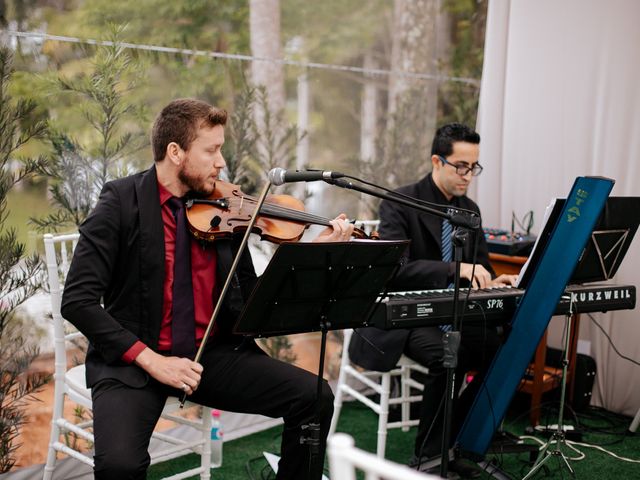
233, 240, 409, 337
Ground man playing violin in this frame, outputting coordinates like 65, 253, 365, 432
61, 98, 354, 480
349, 123, 517, 477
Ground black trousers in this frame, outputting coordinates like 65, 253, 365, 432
91, 339, 333, 480
403, 324, 502, 458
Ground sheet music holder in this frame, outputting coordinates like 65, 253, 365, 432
233, 239, 409, 337
571, 196, 640, 283
518, 196, 640, 288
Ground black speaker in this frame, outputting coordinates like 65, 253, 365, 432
545, 347, 597, 412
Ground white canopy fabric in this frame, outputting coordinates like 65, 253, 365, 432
474, 0, 640, 416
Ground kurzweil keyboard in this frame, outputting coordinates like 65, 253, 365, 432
368, 284, 636, 330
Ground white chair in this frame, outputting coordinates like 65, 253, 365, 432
328, 433, 438, 480
630, 407, 640, 433
329, 329, 428, 459
42, 233, 215, 480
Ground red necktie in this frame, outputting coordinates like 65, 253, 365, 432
167, 197, 196, 358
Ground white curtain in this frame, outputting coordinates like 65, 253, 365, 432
475, 0, 640, 416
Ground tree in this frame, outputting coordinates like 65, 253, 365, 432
31, 25, 148, 232
223, 84, 259, 191
249, 0, 302, 199
437, 0, 487, 125
249, 0, 286, 120
0, 45, 49, 474
357, 50, 380, 219
355, 0, 486, 218
386, 0, 438, 166
222, 83, 302, 197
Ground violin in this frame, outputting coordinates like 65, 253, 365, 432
185, 180, 372, 243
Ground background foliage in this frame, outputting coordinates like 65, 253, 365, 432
0, 45, 50, 473
3, 0, 487, 235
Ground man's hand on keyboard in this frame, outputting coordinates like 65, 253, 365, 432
490, 274, 519, 287
460, 263, 492, 288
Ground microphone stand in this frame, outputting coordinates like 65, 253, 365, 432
439, 227, 467, 477
326, 177, 478, 477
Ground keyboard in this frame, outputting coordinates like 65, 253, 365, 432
367, 284, 636, 329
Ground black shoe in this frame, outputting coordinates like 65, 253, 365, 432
448, 458, 482, 479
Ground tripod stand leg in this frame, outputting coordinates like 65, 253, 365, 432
522, 448, 553, 480
557, 447, 576, 476
523, 312, 578, 480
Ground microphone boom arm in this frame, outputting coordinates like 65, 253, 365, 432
325, 178, 480, 230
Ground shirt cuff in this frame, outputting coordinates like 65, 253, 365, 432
122, 341, 147, 364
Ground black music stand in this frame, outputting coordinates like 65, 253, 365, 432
569, 196, 640, 284
519, 197, 640, 288
233, 239, 408, 473
233, 240, 409, 338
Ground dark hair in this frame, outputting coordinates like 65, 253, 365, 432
430, 122, 480, 157
151, 98, 227, 162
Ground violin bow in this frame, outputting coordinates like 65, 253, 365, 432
179, 180, 272, 408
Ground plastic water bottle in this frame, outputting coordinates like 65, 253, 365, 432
210, 409, 223, 467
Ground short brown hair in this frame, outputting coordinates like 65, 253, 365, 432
151, 98, 227, 162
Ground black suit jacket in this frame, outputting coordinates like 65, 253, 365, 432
61, 166, 257, 388
349, 173, 494, 371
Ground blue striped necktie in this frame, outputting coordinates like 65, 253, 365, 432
440, 217, 454, 332
441, 218, 453, 263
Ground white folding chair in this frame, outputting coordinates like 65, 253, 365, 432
42, 232, 215, 480
328, 433, 438, 480
630, 407, 640, 433
329, 329, 428, 459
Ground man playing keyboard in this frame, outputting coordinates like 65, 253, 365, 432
349, 123, 516, 478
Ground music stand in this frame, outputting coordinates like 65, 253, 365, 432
518, 197, 640, 288
570, 196, 640, 284
233, 239, 408, 472
233, 239, 409, 338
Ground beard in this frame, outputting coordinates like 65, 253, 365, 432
178, 165, 215, 197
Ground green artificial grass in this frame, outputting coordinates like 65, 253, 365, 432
148, 399, 640, 480
481, 396, 640, 480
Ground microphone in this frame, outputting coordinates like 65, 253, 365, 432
268, 168, 345, 186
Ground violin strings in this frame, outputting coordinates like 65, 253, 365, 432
236, 195, 332, 226
261, 204, 331, 225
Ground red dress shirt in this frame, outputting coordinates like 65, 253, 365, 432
122, 181, 218, 362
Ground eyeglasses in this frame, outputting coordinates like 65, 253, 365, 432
438, 155, 483, 176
